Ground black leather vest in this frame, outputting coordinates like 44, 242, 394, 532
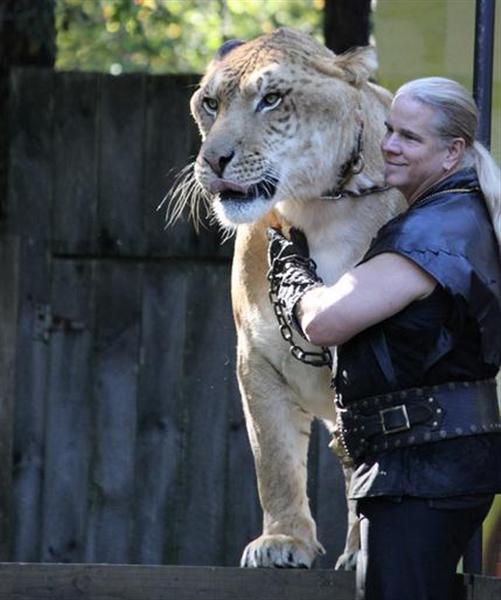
336, 167, 500, 404
334, 168, 501, 498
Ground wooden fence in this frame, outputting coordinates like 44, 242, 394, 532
1, 563, 500, 600
0, 67, 349, 569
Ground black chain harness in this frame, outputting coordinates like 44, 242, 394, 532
267, 256, 333, 368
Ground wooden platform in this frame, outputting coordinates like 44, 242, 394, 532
1, 563, 500, 600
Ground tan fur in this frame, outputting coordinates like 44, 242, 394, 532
180, 28, 406, 568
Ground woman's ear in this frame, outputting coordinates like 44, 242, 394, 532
443, 137, 466, 171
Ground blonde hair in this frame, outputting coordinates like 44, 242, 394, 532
395, 77, 501, 247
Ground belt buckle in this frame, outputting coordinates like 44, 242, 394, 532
380, 404, 410, 434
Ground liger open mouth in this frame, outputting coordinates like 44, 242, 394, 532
210, 178, 279, 203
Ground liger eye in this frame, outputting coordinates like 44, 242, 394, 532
258, 92, 282, 112
202, 96, 218, 115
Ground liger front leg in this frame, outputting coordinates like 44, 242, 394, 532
237, 351, 325, 568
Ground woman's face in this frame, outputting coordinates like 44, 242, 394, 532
381, 94, 451, 204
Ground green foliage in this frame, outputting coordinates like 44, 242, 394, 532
56, 0, 324, 74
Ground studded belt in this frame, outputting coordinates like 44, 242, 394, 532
334, 379, 500, 460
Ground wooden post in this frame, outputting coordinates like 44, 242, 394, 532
323, 0, 372, 54
0, 0, 55, 219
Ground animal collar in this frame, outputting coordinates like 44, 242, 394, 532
320, 121, 392, 201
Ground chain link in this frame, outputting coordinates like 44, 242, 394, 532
267, 267, 333, 368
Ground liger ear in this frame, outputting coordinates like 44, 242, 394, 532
313, 46, 378, 87
335, 46, 378, 86
214, 39, 245, 60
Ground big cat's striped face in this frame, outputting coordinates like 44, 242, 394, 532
189, 40, 360, 226
174, 28, 380, 228
191, 63, 309, 224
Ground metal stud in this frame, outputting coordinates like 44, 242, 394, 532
439, 430, 447, 438
470, 424, 478, 433
428, 397, 434, 403
408, 435, 415, 444
423, 432, 431, 441
455, 427, 463, 435
432, 421, 438, 427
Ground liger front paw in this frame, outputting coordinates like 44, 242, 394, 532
240, 534, 325, 568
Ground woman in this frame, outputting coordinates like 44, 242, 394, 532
267, 77, 501, 600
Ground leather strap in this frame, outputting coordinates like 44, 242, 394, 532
334, 379, 500, 459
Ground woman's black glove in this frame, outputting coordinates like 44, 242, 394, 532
267, 227, 324, 339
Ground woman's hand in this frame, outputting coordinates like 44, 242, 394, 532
266, 227, 324, 338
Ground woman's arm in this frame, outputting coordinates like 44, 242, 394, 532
298, 252, 437, 347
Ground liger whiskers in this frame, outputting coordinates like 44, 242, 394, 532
158, 161, 211, 233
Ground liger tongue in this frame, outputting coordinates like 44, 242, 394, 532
208, 179, 248, 195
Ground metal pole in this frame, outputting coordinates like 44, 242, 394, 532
463, 0, 496, 575
473, 0, 496, 148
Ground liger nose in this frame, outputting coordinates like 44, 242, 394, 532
205, 150, 235, 177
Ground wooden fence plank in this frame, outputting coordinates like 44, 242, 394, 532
6, 68, 54, 241
11, 297, 51, 563
175, 263, 235, 565
143, 74, 197, 257
0, 235, 19, 560
0, 564, 493, 600
133, 263, 189, 565
97, 74, 146, 257
0, 564, 357, 600
40, 260, 94, 563
7, 68, 54, 562
85, 262, 142, 563
52, 72, 99, 256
